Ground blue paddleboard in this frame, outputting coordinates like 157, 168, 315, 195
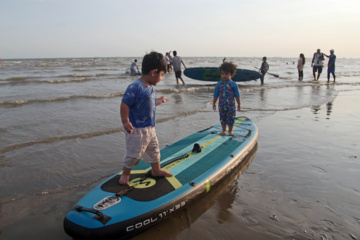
63, 117, 258, 240
125, 68, 142, 75
184, 67, 262, 82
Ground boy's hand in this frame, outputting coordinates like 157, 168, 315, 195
237, 105, 241, 111
123, 121, 134, 134
160, 96, 169, 103
157, 96, 169, 105
213, 105, 216, 111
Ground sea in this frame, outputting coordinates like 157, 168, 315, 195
0, 57, 359, 240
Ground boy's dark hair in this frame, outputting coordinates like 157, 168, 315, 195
141, 51, 167, 74
263, 56, 267, 61
173, 51, 177, 56
219, 61, 237, 77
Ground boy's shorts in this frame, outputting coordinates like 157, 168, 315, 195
123, 126, 160, 169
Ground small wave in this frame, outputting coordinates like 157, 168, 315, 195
61, 73, 110, 78
72, 68, 90, 72
98, 68, 122, 71
0, 92, 124, 107
156, 84, 216, 94
0, 76, 27, 82
0, 78, 90, 86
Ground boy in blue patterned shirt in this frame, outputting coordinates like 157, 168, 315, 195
119, 52, 172, 185
213, 62, 241, 136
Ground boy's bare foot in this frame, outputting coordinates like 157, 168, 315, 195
219, 131, 226, 136
119, 173, 130, 186
152, 169, 173, 178
228, 132, 235, 136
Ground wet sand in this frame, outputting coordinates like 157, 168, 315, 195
1, 89, 359, 240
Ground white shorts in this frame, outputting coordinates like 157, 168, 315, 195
123, 126, 160, 169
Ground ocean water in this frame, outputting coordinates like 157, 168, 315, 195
1, 57, 360, 239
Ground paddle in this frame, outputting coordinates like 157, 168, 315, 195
254, 67, 279, 78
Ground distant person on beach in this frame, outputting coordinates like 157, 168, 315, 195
168, 51, 173, 71
164, 52, 171, 72
171, 51, 186, 85
259, 57, 269, 85
324, 49, 336, 82
297, 53, 306, 80
130, 59, 140, 75
119, 51, 173, 185
311, 49, 324, 81
93, 58, 96, 64
213, 62, 241, 136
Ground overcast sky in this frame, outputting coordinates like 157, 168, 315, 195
1, 0, 359, 59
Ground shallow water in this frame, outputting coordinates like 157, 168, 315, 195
0, 57, 359, 239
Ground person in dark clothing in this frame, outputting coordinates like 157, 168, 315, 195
324, 49, 336, 82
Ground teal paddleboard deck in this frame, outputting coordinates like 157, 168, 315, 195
63, 117, 258, 239
184, 67, 262, 82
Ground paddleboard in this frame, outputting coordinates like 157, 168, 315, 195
125, 68, 142, 75
184, 67, 262, 82
63, 117, 258, 240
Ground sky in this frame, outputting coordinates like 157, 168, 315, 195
1, 0, 360, 59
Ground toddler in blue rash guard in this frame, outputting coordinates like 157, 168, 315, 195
119, 51, 173, 185
212, 62, 241, 136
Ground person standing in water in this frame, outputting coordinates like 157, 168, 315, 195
324, 49, 336, 82
130, 59, 140, 75
171, 51, 186, 85
259, 57, 269, 85
297, 53, 306, 80
311, 49, 324, 81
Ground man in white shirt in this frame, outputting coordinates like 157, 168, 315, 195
311, 49, 324, 81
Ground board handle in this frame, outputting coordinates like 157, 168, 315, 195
73, 205, 112, 225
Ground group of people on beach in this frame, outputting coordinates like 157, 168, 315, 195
120, 51, 241, 185
260, 48, 336, 85
297, 49, 336, 82
131, 51, 187, 85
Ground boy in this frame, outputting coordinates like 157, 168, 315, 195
213, 62, 241, 136
259, 56, 269, 85
119, 52, 173, 185
171, 51, 186, 85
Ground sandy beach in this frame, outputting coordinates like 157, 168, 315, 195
1, 57, 360, 239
